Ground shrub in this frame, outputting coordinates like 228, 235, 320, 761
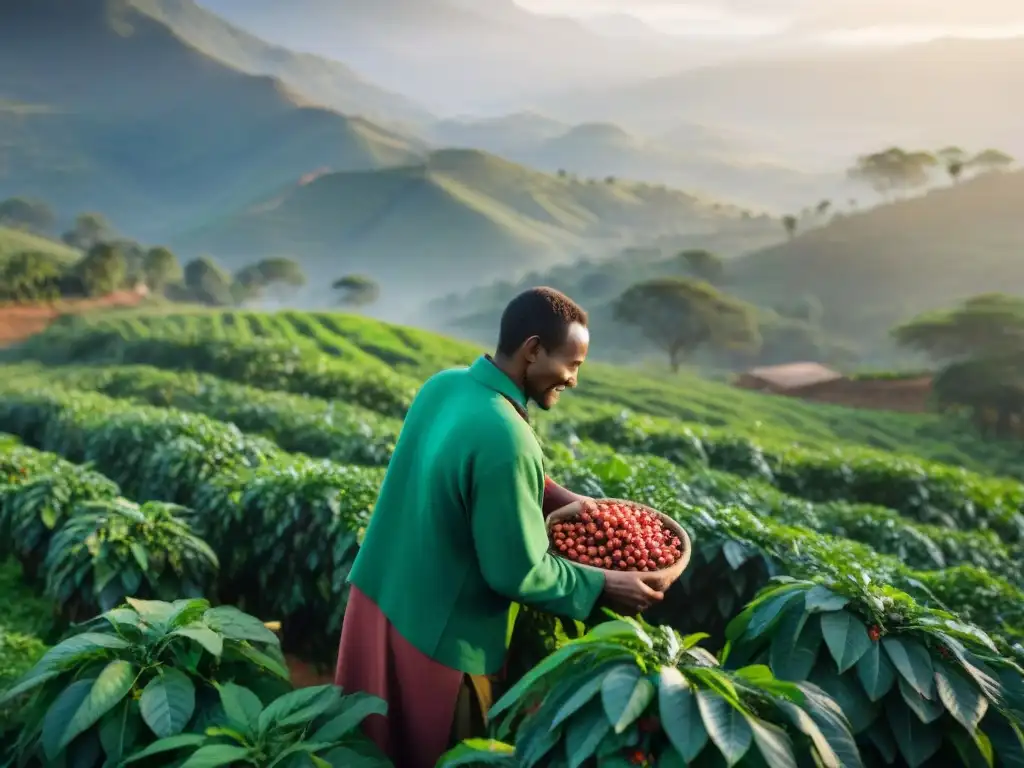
44, 499, 219, 619
724, 578, 1024, 766
486, 613, 862, 767
121, 684, 390, 766
0, 598, 291, 765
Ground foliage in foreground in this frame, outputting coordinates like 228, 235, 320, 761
487, 613, 861, 768
725, 578, 1024, 766
0, 598, 387, 767
44, 498, 219, 620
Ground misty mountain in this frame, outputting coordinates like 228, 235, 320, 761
0, 0, 424, 238
541, 37, 1024, 168
428, 116, 846, 212
727, 168, 1024, 351
170, 149, 763, 315
194, 0, 736, 113
130, 0, 433, 128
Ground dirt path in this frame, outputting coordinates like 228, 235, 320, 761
0, 291, 145, 347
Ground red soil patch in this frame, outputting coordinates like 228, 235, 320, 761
0, 290, 145, 347
286, 653, 335, 687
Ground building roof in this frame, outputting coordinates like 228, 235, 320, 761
745, 362, 844, 390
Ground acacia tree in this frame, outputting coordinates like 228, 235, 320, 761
0, 252, 65, 302
936, 146, 967, 184
847, 147, 937, 199
969, 148, 1014, 175
184, 256, 233, 306
0, 197, 55, 234
613, 277, 761, 372
892, 294, 1024, 436
677, 249, 725, 284
73, 242, 127, 297
333, 274, 380, 308
142, 247, 182, 293
782, 215, 798, 239
233, 257, 307, 304
61, 213, 114, 251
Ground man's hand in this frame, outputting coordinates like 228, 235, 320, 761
600, 570, 665, 615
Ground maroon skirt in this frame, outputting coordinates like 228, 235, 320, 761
335, 586, 470, 768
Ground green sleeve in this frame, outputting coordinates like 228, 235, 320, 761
470, 451, 605, 620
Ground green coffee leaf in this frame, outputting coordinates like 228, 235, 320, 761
140, 668, 196, 738
887, 697, 941, 767
601, 666, 654, 734
770, 607, 820, 682
935, 660, 988, 732
696, 690, 752, 767
179, 744, 252, 767
41, 678, 94, 759
856, 643, 896, 703
58, 659, 136, 750
820, 611, 872, 673
311, 692, 387, 742
658, 667, 707, 763
883, 637, 935, 700
748, 717, 797, 768
564, 699, 611, 768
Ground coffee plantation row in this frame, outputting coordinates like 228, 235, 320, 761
3, 377, 1024, 639
2, 371, 1024, 765
6, 349, 1024, 546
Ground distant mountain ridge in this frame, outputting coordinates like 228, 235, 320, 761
727, 168, 1024, 353
429, 115, 844, 211
540, 36, 1024, 166
0, 0, 425, 237
129, 0, 432, 128
195, 0, 731, 112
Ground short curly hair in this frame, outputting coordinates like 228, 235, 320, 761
496, 287, 588, 356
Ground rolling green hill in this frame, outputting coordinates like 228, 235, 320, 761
0, 0, 424, 239
0, 226, 78, 264
726, 168, 1024, 356
8, 305, 1019, 475
173, 149, 763, 307
129, 0, 432, 129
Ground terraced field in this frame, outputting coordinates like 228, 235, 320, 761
2, 308, 1024, 766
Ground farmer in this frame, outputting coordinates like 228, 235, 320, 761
335, 287, 670, 768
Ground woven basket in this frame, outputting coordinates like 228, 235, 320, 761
546, 498, 692, 585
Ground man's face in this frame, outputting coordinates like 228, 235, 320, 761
523, 323, 589, 411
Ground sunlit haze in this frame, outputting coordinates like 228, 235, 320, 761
515, 0, 1024, 41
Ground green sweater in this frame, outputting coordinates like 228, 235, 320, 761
349, 356, 605, 675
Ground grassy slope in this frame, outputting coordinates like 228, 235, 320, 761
42, 306, 1020, 473
0, 0, 423, 238
0, 226, 79, 263
129, 0, 432, 128
174, 148, 755, 299
729, 170, 1024, 351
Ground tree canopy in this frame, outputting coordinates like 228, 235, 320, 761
62, 213, 114, 251
184, 256, 234, 306
73, 243, 127, 297
0, 252, 65, 302
333, 274, 380, 308
142, 247, 182, 292
847, 147, 938, 198
0, 197, 55, 234
677, 249, 725, 284
892, 294, 1024, 436
613, 277, 760, 372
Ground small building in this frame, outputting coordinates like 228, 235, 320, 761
734, 362, 844, 394
734, 362, 933, 413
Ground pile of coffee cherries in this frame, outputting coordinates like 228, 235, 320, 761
549, 500, 684, 572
